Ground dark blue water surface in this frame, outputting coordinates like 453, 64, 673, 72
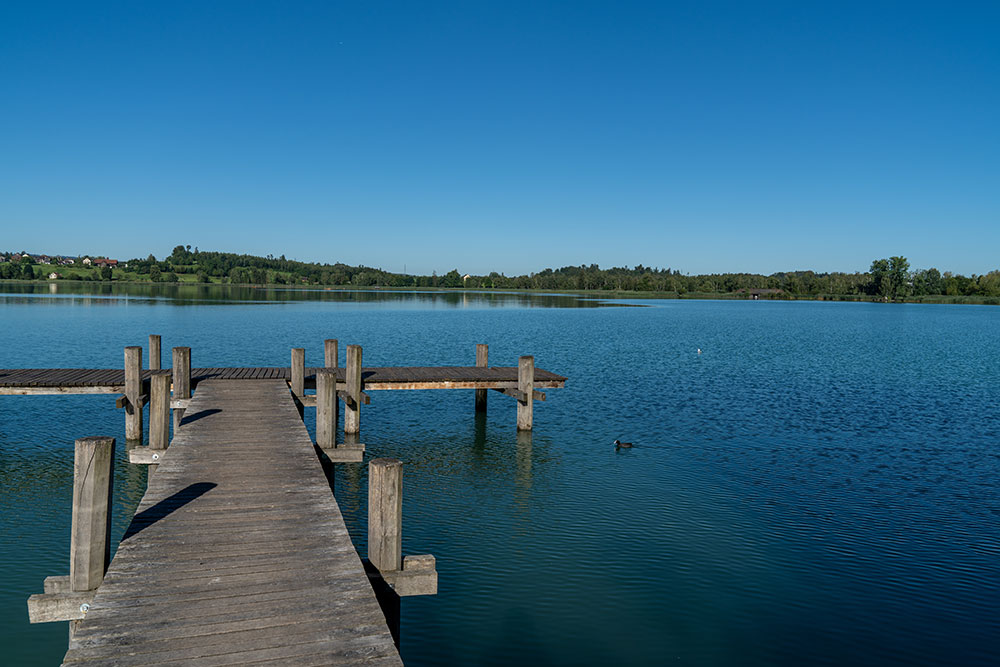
1, 285, 998, 666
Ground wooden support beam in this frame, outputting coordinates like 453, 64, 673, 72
475, 343, 488, 412
70, 436, 115, 593
128, 448, 168, 464
368, 458, 402, 573
124, 346, 143, 440
115, 393, 147, 410
339, 389, 372, 406
366, 459, 437, 596
324, 338, 339, 369
345, 345, 362, 435
172, 346, 191, 430
320, 442, 365, 463
27, 592, 94, 623
149, 373, 171, 452
492, 387, 546, 402
316, 370, 336, 449
291, 347, 305, 419
44, 575, 72, 594
148, 334, 161, 370
517, 355, 534, 431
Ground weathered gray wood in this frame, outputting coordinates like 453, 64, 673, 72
70, 437, 115, 592
345, 345, 362, 435
475, 343, 488, 412
517, 355, 534, 430
128, 448, 168, 464
45, 575, 72, 593
368, 458, 402, 573
170, 398, 191, 409
493, 387, 546, 402
316, 369, 336, 448
324, 339, 339, 369
290, 347, 305, 419
124, 347, 143, 440
148, 335, 161, 371
149, 373, 171, 451
321, 442, 365, 463
366, 555, 438, 596
27, 592, 94, 623
62, 381, 400, 665
172, 347, 191, 430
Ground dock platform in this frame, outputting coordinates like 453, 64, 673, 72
62, 379, 401, 665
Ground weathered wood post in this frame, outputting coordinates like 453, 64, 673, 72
316, 369, 336, 449
148, 334, 161, 370
369, 458, 402, 573
291, 347, 305, 419
517, 355, 534, 430
324, 338, 339, 369
475, 343, 488, 412
70, 435, 115, 636
148, 373, 171, 475
172, 347, 191, 430
26, 437, 116, 636
124, 346, 143, 441
345, 344, 362, 435
325, 338, 339, 429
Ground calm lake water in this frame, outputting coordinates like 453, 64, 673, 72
1, 284, 998, 666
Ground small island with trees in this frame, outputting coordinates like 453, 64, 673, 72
2, 246, 998, 304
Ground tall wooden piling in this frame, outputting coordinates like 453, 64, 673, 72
325, 339, 339, 369
368, 458, 402, 573
291, 347, 305, 418
475, 343, 488, 412
172, 347, 191, 430
345, 345, 362, 435
517, 355, 534, 430
148, 334, 161, 371
124, 346, 143, 441
69, 435, 115, 637
149, 373, 171, 450
316, 369, 337, 448
70, 437, 115, 592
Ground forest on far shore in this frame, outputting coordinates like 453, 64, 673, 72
3, 246, 999, 302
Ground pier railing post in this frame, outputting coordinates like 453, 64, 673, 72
345, 345, 362, 435
172, 347, 191, 431
70, 435, 115, 636
324, 338, 339, 369
26, 437, 116, 633
148, 334, 161, 371
291, 347, 305, 419
517, 355, 534, 431
316, 369, 336, 449
124, 346, 143, 441
368, 458, 402, 573
475, 343, 488, 412
148, 373, 171, 474
71, 437, 115, 592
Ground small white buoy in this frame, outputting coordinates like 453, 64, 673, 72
697, 348, 702, 354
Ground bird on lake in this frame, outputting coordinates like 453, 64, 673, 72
613, 439, 633, 449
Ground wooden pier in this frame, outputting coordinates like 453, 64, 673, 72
14, 339, 566, 664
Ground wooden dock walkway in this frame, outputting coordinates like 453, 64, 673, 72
0, 365, 567, 393
62, 380, 401, 665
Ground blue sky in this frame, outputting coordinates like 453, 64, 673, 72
2, 1, 997, 276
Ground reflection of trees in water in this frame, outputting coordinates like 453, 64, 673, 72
1, 283, 619, 308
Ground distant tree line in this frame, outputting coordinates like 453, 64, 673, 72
4, 247, 1000, 299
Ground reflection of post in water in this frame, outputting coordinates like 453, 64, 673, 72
337, 432, 365, 512
473, 411, 488, 455
516, 430, 533, 492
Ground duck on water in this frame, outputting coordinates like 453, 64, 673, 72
613, 439, 633, 449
